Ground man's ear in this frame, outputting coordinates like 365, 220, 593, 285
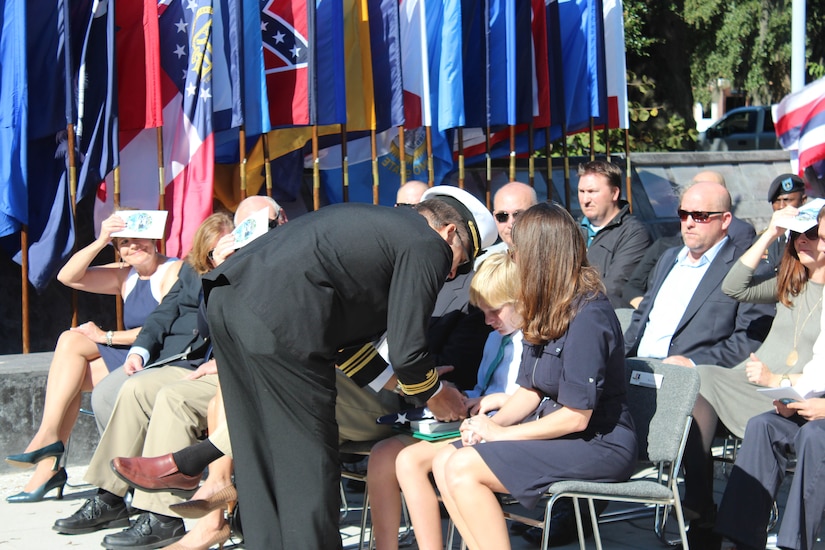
435, 222, 457, 243
720, 212, 733, 231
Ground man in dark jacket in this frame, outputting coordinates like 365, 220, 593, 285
202, 187, 497, 550
624, 181, 772, 367
578, 160, 651, 307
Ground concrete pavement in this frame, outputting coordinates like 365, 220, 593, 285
2, 462, 819, 549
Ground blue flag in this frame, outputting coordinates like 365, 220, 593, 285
367, 0, 404, 131
76, 0, 118, 204
460, 0, 487, 128
436, 0, 464, 131
0, 0, 27, 237
488, 0, 532, 126
315, 0, 346, 125
553, 0, 598, 133
5, 0, 91, 292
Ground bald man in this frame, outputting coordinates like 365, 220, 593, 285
625, 181, 771, 368
395, 180, 429, 206
691, 171, 756, 249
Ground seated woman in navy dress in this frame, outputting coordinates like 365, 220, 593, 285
5, 212, 180, 503
431, 202, 638, 550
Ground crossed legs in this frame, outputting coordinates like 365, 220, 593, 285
19, 329, 109, 492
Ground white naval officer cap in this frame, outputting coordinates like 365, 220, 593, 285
420, 185, 498, 262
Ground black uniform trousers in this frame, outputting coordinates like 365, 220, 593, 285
716, 412, 825, 550
208, 284, 343, 550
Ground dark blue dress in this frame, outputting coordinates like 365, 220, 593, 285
463, 293, 638, 509
96, 269, 165, 372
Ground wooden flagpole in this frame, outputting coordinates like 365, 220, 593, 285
341, 124, 350, 203
398, 126, 407, 185
509, 126, 516, 181
155, 127, 166, 255
545, 127, 553, 201
425, 126, 434, 185
485, 126, 492, 208
527, 122, 535, 187
66, 123, 79, 328
312, 126, 320, 210
562, 122, 571, 210
625, 128, 632, 212
457, 128, 465, 189
371, 128, 379, 204
589, 117, 596, 161
262, 133, 273, 197
239, 127, 248, 200
113, 165, 124, 330
21, 228, 29, 353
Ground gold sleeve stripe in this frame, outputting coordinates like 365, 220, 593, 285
339, 344, 379, 377
399, 369, 439, 395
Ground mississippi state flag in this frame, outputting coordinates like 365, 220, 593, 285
261, 0, 311, 126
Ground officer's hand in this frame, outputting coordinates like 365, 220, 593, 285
426, 385, 467, 422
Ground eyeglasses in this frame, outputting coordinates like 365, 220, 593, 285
207, 249, 216, 262
494, 210, 522, 223
677, 209, 725, 223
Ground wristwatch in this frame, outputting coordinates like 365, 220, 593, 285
780, 374, 792, 388
106, 330, 114, 347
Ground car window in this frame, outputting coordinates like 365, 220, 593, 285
763, 113, 775, 132
717, 112, 750, 135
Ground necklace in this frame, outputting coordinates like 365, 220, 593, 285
787, 291, 824, 367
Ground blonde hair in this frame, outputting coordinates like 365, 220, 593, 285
186, 212, 234, 275
469, 251, 519, 310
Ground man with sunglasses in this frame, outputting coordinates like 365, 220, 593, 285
577, 160, 651, 307
491, 181, 537, 249
624, 180, 773, 370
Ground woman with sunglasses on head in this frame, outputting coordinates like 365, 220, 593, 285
681, 205, 825, 531
430, 202, 637, 550
5, 211, 181, 503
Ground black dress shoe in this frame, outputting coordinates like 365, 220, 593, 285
686, 509, 722, 550
53, 496, 131, 535
101, 512, 185, 549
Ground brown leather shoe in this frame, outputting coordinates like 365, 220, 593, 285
110, 454, 201, 492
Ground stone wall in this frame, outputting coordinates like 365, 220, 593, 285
0, 353, 99, 474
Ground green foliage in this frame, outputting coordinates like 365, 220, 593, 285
686, 0, 823, 106
622, 0, 658, 57
540, 70, 697, 155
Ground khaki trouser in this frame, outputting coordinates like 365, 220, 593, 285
208, 368, 401, 456
84, 367, 218, 516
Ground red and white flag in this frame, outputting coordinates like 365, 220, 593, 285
603, 0, 628, 129
774, 77, 825, 177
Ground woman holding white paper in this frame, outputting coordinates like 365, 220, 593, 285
5, 211, 180, 503
682, 204, 825, 522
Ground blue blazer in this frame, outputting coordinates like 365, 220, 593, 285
624, 239, 773, 367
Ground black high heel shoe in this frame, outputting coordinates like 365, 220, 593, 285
5, 441, 64, 468
6, 468, 67, 503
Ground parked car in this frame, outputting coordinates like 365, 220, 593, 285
697, 105, 780, 151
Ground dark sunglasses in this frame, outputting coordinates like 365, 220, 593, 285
494, 210, 522, 223
795, 225, 820, 240
677, 209, 725, 223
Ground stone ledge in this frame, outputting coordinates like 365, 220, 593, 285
0, 353, 97, 474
